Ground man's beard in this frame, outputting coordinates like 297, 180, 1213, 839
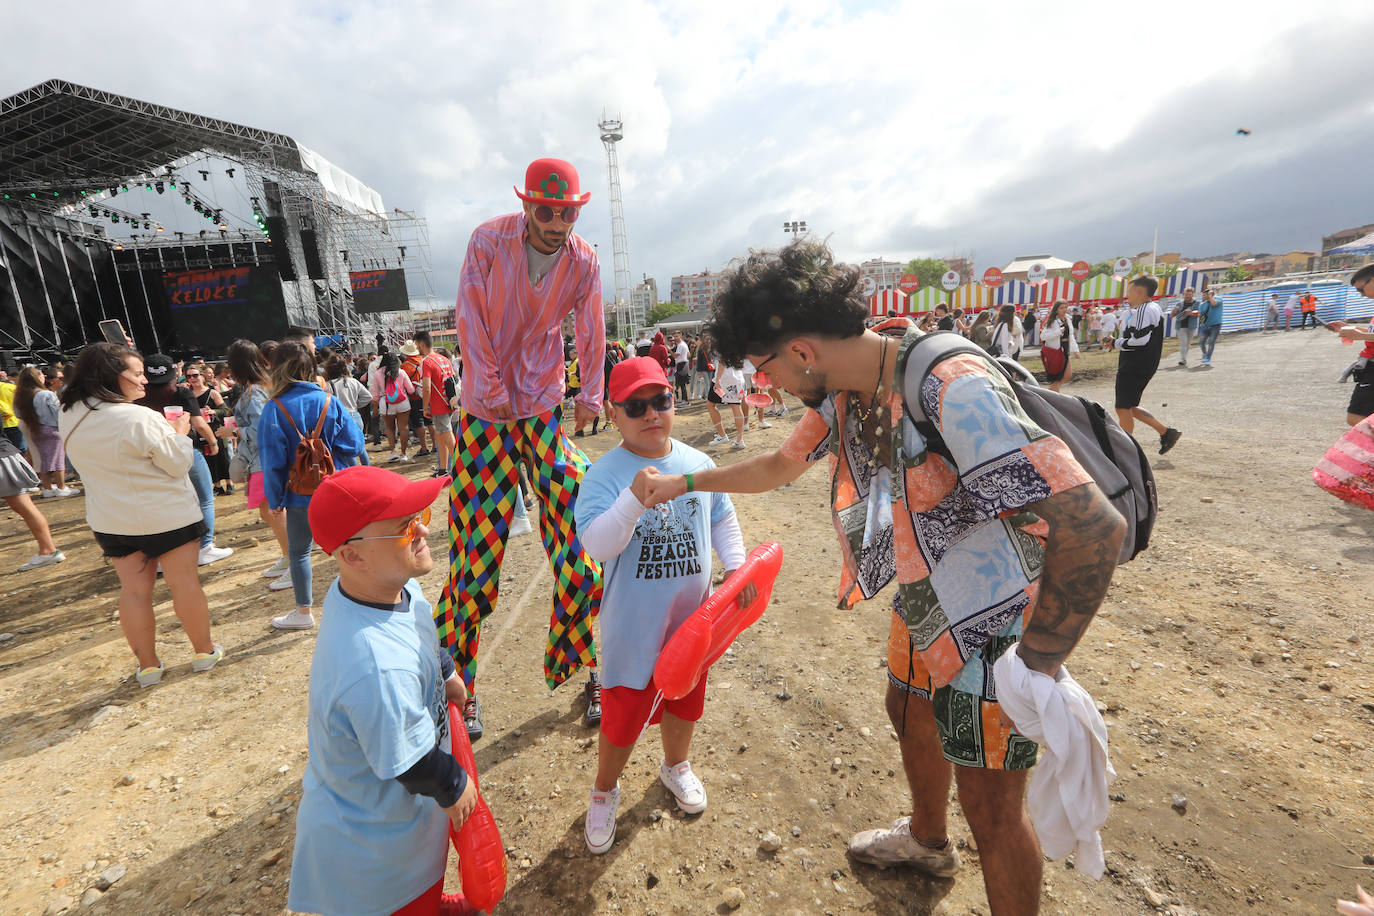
797, 371, 830, 409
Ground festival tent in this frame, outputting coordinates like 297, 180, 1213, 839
868, 289, 908, 317
952, 283, 992, 312
1077, 274, 1122, 301
1164, 268, 1209, 296
993, 280, 1037, 305
1329, 230, 1374, 255
907, 287, 946, 314
1035, 277, 1079, 304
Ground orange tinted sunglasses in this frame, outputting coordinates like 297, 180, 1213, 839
344, 506, 431, 545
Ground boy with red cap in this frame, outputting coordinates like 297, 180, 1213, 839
572, 357, 754, 854
288, 466, 478, 916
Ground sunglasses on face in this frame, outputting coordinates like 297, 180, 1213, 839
185, 373, 202, 379
615, 392, 673, 418
344, 506, 431, 546
533, 205, 579, 225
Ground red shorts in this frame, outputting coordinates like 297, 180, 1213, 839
600, 674, 708, 748
245, 471, 267, 510
391, 878, 441, 915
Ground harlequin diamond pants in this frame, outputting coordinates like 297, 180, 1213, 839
434, 408, 602, 692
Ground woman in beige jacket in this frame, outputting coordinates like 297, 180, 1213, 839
58, 344, 224, 688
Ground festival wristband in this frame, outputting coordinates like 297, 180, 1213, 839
685, 472, 695, 493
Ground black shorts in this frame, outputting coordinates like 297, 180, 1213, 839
1349, 361, 1374, 417
1114, 360, 1157, 410
707, 387, 723, 405
407, 399, 432, 429
93, 521, 206, 559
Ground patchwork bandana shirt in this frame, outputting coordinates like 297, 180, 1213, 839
779, 328, 1091, 692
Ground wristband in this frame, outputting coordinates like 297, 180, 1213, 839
685, 472, 695, 493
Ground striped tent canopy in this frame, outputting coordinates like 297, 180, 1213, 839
993, 280, 1036, 305
907, 287, 946, 314
868, 289, 908, 317
952, 283, 991, 312
1035, 277, 1079, 304
1078, 273, 1122, 301
1164, 268, 1208, 296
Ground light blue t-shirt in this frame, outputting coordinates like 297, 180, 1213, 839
287, 579, 451, 916
1199, 298, 1223, 328
574, 440, 734, 690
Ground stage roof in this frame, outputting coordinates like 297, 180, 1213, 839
0, 79, 383, 216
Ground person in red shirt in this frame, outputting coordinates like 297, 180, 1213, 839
648, 331, 672, 375
1328, 264, 1374, 426
415, 331, 456, 477
400, 342, 432, 459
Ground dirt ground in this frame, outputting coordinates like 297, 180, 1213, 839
2, 326, 1372, 916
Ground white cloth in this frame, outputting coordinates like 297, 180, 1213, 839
992, 647, 1116, 880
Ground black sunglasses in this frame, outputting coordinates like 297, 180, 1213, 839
615, 392, 673, 418
534, 205, 579, 224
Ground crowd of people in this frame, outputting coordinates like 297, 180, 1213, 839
5, 148, 1373, 914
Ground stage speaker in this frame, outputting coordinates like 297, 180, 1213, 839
264, 217, 296, 280
300, 229, 327, 280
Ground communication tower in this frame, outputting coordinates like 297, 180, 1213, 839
598, 113, 635, 330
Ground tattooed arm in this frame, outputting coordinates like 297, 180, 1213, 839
1018, 481, 1126, 677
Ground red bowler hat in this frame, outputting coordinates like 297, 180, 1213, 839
308, 465, 450, 555
514, 157, 591, 206
608, 356, 672, 402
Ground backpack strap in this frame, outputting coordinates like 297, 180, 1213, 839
272, 398, 306, 439
310, 394, 332, 438
895, 331, 990, 464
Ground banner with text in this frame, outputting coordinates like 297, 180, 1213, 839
161, 265, 288, 354
350, 268, 410, 313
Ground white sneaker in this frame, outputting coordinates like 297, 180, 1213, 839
270, 609, 315, 630
41, 489, 60, 499
708, 433, 731, 446
18, 550, 65, 571
21, 486, 40, 495
758, 420, 773, 429
261, 556, 290, 578
847, 817, 961, 876
53, 487, 80, 498
388, 450, 401, 463
198, 544, 234, 566
584, 784, 621, 854
509, 514, 534, 538
191, 644, 226, 672
731, 440, 746, 451
659, 759, 707, 814
267, 572, 294, 591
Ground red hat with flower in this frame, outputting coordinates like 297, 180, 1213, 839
514, 157, 591, 206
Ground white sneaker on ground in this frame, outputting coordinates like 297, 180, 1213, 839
509, 515, 534, 537
261, 556, 290, 578
847, 816, 961, 876
388, 450, 401, 463
584, 784, 621, 854
198, 544, 234, 566
41, 489, 60, 499
758, 420, 773, 429
659, 759, 708, 814
270, 609, 315, 630
134, 661, 163, 688
708, 433, 731, 446
731, 440, 746, 451
18, 550, 65, 571
53, 487, 80, 498
191, 644, 226, 672
267, 572, 294, 591
21, 486, 40, 495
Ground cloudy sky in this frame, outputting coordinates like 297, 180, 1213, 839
6, 0, 1374, 307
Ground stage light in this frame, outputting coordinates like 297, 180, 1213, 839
53, 191, 60, 197
110, 187, 118, 196
121, 185, 128, 193
2, 193, 9, 199
79, 190, 87, 196
29, 192, 36, 198
199, 230, 206, 238
155, 226, 164, 233
225, 168, 235, 178
218, 223, 227, 230
199, 170, 209, 181
155, 181, 164, 194
145, 183, 152, 192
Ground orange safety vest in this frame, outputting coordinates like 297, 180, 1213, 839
1299, 295, 1317, 313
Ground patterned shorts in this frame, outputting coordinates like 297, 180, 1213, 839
887, 603, 1038, 771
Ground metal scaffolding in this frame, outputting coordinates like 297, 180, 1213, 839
599, 114, 635, 332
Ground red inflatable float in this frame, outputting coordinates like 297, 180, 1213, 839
652, 541, 783, 700
446, 702, 507, 912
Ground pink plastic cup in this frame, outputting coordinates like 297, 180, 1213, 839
162, 406, 184, 420
223, 416, 238, 429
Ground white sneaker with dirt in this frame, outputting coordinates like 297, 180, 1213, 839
198, 544, 234, 566
134, 661, 163, 688
509, 514, 534, 537
18, 550, 65, 571
731, 440, 746, 451
708, 433, 732, 446
261, 556, 290, 578
268, 572, 293, 591
758, 420, 773, 429
584, 784, 621, 854
847, 817, 961, 876
191, 644, 226, 672
271, 609, 315, 630
388, 450, 402, 463
659, 760, 707, 814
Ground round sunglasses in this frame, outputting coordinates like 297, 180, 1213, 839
533, 204, 579, 225
615, 392, 673, 418
344, 506, 431, 546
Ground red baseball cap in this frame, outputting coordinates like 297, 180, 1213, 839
308, 465, 450, 555
608, 356, 671, 402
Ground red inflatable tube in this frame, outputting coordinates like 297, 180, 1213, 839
652, 542, 783, 701
446, 702, 507, 912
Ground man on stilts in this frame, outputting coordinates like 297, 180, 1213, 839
436, 157, 606, 741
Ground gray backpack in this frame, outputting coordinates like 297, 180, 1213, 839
898, 331, 1157, 564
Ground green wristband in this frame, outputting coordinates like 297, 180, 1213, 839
685, 472, 695, 493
